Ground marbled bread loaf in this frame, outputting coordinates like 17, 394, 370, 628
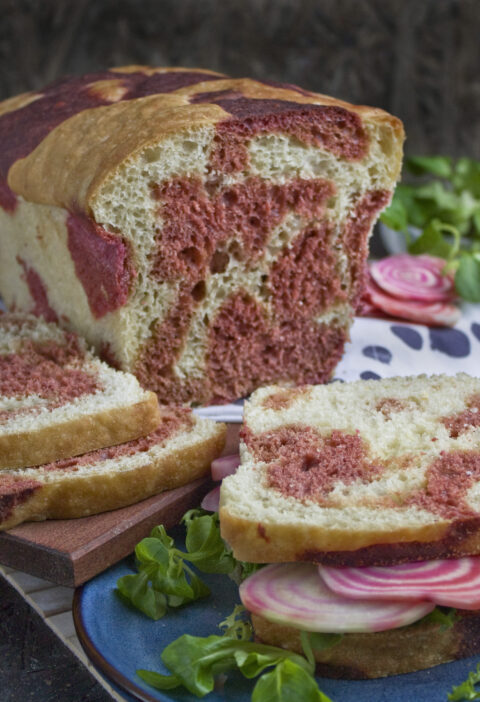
0, 314, 161, 469
220, 374, 480, 565
0, 67, 404, 404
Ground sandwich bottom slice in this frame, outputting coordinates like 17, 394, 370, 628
219, 373, 480, 678
0, 408, 225, 530
250, 608, 480, 679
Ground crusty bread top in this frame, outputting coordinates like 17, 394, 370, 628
219, 374, 480, 565
0, 66, 404, 214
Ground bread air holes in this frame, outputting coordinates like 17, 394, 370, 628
180, 246, 203, 269
191, 280, 206, 302
301, 453, 319, 472
210, 250, 230, 274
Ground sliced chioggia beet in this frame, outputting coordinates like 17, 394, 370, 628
319, 556, 480, 611
365, 276, 461, 326
370, 254, 456, 303
239, 563, 434, 633
211, 454, 241, 481
200, 485, 221, 512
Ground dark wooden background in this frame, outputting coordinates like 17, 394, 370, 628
0, 0, 479, 158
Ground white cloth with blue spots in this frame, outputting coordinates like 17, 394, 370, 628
196, 303, 480, 423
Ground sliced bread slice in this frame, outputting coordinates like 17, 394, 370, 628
219, 374, 480, 565
0, 408, 226, 530
0, 314, 161, 469
251, 609, 480, 679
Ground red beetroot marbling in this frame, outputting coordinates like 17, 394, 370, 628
261, 386, 312, 411
0, 180, 17, 212
191, 90, 369, 173
342, 190, 391, 306
152, 176, 334, 281
243, 425, 383, 502
443, 395, 480, 438
66, 213, 136, 319
269, 222, 346, 318
0, 339, 99, 402
134, 284, 197, 395
40, 408, 194, 472
0, 477, 41, 524
17, 258, 58, 323
135, 187, 388, 403
0, 69, 223, 180
206, 292, 347, 403
407, 451, 480, 520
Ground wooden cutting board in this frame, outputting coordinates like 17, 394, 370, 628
0, 423, 240, 587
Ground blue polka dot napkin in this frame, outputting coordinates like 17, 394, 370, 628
197, 304, 480, 423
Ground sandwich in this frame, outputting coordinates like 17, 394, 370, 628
219, 373, 480, 678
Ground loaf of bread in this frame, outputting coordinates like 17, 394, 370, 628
0, 407, 226, 530
220, 374, 480, 565
0, 314, 161, 469
0, 66, 404, 405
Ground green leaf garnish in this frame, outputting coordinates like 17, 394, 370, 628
448, 663, 480, 700
305, 631, 344, 653
137, 606, 334, 701
455, 255, 480, 302
116, 510, 261, 620
380, 154, 480, 301
418, 606, 457, 631
251, 658, 332, 702
406, 155, 453, 179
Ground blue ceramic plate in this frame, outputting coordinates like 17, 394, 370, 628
74, 527, 480, 702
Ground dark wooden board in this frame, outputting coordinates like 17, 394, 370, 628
0, 423, 240, 587
0, 574, 116, 701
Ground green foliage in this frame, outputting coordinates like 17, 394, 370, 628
116, 510, 261, 620
137, 607, 335, 701
448, 663, 480, 700
380, 155, 480, 301
417, 606, 457, 631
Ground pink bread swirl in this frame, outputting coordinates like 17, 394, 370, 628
0, 67, 404, 404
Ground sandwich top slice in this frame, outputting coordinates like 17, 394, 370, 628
220, 373, 480, 566
219, 373, 480, 678
0, 313, 161, 469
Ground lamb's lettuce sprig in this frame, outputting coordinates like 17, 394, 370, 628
380, 155, 480, 302
448, 663, 480, 700
116, 509, 259, 620
137, 606, 337, 701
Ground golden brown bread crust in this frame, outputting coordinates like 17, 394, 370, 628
219, 509, 480, 566
0, 421, 226, 530
1, 66, 404, 213
251, 610, 480, 678
0, 393, 161, 470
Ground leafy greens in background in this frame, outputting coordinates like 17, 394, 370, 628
380, 155, 480, 302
